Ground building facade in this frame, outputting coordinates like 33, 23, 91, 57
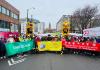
20, 19, 27, 34
56, 15, 81, 33
38, 22, 45, 34
56, 15, 70, 32
0, 0, 19, 32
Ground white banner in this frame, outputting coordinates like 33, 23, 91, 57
83, 27, 100, 37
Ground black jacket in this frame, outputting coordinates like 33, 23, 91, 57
0, 40, 6, 57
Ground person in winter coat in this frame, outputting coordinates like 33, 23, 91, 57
7, 35, 15, 43
47, 34, 52, 41
14, 35, 19, 42
0, 40, 6, 59
34, 36, 41, 49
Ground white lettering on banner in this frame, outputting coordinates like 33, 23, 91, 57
93, 44, 96, 46
82, 43, 84, 45
8, 58, 26, 66
13, 46, 19, 49
13, 44, 31, 50
77, 43, 80, 44
68, 42, 70, 44
73, 42, 75, 45
86, 43, 89, 46
65, 42, 67, 44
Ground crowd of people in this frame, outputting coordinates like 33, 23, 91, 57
1, 33, 100, 60
0, 34, 60, 43
63, 35, 100, 43
0, 33, 61, 59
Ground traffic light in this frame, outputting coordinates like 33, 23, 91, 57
62, 21, 70, 36
26, 22, 33, 36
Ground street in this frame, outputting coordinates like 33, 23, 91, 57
0, 53, 100, 70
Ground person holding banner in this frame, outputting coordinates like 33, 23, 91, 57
47, 34, 52, 41
96, 37, 100, 43
19, 35, 23, 42
7, 35, 15, 43
14, 35, 19, 42
34, 35, 41, 49
25, 35, 31, 41
52, 35, 59, 41
0, 40, 6, 59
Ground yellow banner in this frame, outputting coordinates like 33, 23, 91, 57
37, 41, 62, 51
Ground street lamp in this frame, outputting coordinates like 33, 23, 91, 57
27, 7, 35, 22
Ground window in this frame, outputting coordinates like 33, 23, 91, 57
2, 7, 6, 14
7, 22, 10, 29
14, 24, 18, 31
16, 15, 19, 19
0, 20, 4, 28
0, 20, 10, 29
7, 9, 10, 16
4, 21, 10, 29
0, 6, 1, 13
14, 14, 16, 19
13, 14, 19, 19
4, 21, 6, 28
11, 12, 14, 18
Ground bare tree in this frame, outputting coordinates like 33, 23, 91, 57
71, 5, 98, 33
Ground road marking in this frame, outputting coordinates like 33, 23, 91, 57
17, 55, 28, 58
8, 58, 26, 66
8, 60, 13, 66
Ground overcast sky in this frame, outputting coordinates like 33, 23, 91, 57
7, 0, 100, 28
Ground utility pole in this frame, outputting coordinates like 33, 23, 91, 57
27, 9, 29, 22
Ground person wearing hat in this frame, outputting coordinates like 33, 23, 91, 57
47, 34, 52, 41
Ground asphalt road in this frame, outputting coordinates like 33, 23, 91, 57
0, 52, 100, 70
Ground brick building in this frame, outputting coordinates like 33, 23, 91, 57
0, 0, 19, 32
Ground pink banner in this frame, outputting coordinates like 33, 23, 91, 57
0, 32, 19, 39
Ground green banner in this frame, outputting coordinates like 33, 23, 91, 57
5, 40, 35, 56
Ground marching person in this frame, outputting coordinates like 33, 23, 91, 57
25, 35, 31, 41
47, 34, 52, 41
34, 35, 41, 50
96, 37, 100, 43
7, 34, 15, 43
0, 39, 6, 59
14, 35, 19, 42
18, 34, 23, 42
52, 35, 59, 41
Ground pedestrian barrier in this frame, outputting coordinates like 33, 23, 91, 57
62, 39, 100, 52
37, 41, 62, 51
5, 40, 35, 56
